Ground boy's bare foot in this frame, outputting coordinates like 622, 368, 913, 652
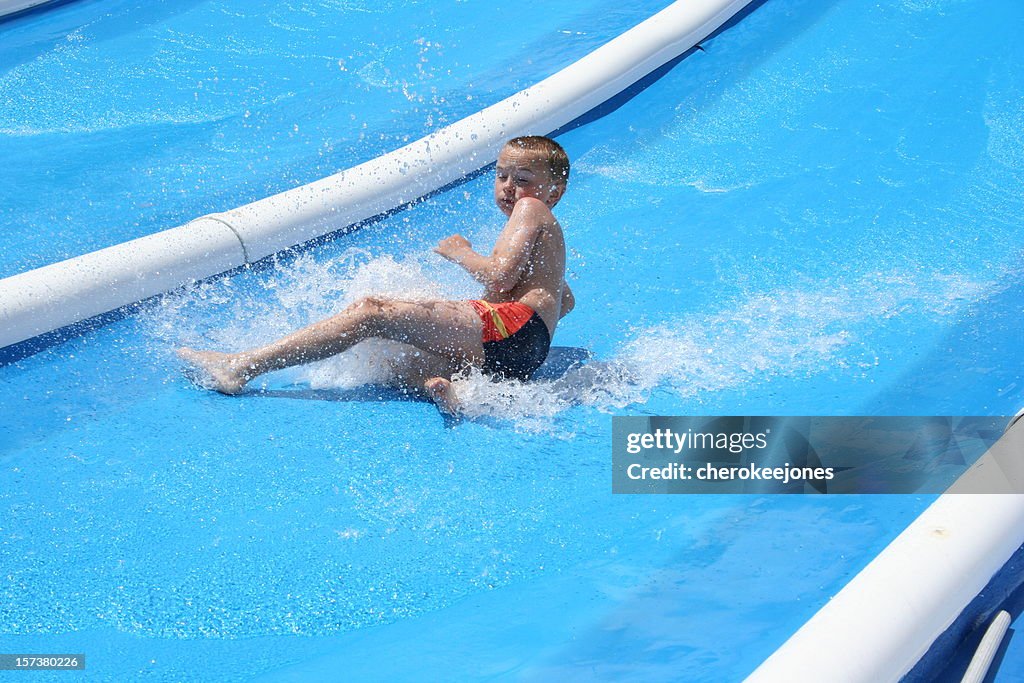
424, 376, 460, 415
177, 347, 249, 395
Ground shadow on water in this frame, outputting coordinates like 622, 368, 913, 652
248, 345, 592, 402
530, 346, 592, 380
254, 385, 425, 405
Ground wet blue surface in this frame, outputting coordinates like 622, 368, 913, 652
0, 0, 670, 277
2, 0, 1024, 681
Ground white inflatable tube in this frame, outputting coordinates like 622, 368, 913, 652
0, 220, 246, 346
961, 610, 1011, 683
746, 422, 1024, 683
0, 0, 754, 350
0, 0, 55, 19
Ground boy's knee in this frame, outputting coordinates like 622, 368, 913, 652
346, 296, 390, 332
346, 296, 385, 313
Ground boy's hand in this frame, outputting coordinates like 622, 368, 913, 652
434, 234, 473, 262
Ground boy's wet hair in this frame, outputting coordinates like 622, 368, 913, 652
505, 136, 570, 186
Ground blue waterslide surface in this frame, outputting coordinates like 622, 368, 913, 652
2, 0, 1023, 681
0, 0, 672, 277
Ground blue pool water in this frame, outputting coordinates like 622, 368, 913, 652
2, 0, 1024, 681
0, 0, 669, 277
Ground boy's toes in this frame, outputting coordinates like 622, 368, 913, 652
424, 377, 449, 396
176, 348, 245, 395
424, 377, 460, 415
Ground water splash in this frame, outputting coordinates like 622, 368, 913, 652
145, 248, 472, 386
145, 251, 1008, 432
437, 269, 1006, 430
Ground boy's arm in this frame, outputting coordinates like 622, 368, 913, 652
559, 282, 575, 318
434, 198, 548, 293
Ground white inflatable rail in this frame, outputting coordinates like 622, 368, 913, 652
0, 0, 753, 351
746, 420, 1024, 683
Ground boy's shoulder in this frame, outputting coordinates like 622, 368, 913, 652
511, 197, 559, 226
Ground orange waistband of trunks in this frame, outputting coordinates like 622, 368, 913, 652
469, 300, 536, 343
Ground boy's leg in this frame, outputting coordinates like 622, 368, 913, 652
386, 345, 464, 415
178, 297, 484, 394
424, 376, 461, 415
388, 345, 458, 390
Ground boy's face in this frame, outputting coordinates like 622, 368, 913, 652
494, 146, 565, 216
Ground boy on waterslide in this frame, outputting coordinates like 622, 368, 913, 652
178, 136, 575, 415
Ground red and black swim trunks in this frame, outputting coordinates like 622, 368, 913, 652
469, 300, 551, 381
